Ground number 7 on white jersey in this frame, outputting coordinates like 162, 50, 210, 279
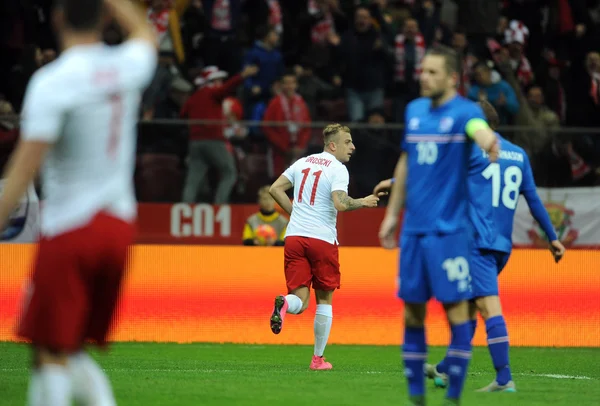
107, 94, 123, 158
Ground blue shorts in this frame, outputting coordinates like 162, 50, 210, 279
398, 231, 472, 304
470, 248, 510, 298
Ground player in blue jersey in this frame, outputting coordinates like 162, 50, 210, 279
422, 100, 566, 392
375, 101, 566, 395
378, 46, 500, 406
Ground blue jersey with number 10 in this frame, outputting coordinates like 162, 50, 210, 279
402, 95, 486, 235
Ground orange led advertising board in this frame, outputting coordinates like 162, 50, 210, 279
1, 245, 598, 347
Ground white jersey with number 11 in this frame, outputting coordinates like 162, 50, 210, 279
282, 151, 348, 245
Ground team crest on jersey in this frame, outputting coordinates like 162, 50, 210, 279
408, 118, 419, 130
527, 195, 578, 248
439, 117, 454, 132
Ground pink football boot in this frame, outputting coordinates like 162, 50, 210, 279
310, 355, 333, 370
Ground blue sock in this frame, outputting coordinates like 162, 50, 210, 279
446, 321, 472, 400
486, 315, 512, 385
436, 354, 449, 374
402, 327, 427, 398
436, 319, 475, 375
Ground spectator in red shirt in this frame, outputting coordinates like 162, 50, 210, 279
262, 70, 311, 180
181, 64, 258, 203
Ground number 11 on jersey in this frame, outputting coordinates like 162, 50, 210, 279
298, 168, 322, 205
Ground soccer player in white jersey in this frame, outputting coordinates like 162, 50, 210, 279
0, 1, 157, 405
268, 123, 380, 370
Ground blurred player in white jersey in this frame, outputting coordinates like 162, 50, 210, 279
268, 123, 380, 370
0, 1, 157, 405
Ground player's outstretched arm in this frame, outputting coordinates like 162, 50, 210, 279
269, 175, 293, 215
104, 0, 158, 47
331, 191, 378, 212
373, 178, 393, 196
384, 153, 407, 220
379, 153, 407, 249
1, 62, 59, 231
0, 140, 49, 230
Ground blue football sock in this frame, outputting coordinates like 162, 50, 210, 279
436, 355, 449, 375
486, 315, 512, 385
446, 321, 472, 400
437, 319, 475, 375
402, 327, 427, 398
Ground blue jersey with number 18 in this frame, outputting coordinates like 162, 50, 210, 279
401, 95, 486, 235
477, 135, 557, 253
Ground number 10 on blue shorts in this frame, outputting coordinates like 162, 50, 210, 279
398, 231, 472, 304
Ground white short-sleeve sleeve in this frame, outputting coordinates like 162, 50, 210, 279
20, 72, 64, 143
330, 165, 349, 193
116, 39, 158, 89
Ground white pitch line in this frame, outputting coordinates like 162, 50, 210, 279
0, 368, 593, 380
519, 373, 592, 380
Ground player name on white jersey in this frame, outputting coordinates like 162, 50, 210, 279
304, 156, 333, 167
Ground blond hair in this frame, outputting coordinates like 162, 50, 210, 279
323, 123, 351, 144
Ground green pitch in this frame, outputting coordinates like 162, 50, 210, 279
1, 343, 598, 405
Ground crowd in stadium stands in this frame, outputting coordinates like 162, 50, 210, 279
1, 0, 600, 204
